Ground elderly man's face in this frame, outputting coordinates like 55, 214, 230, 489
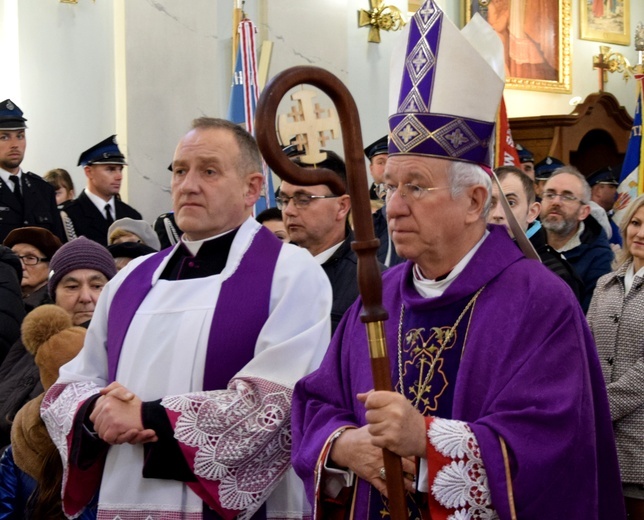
383, 156, 481, 273
540, 173, 590, 236
54, 269, 108, 325
171, 127, 262, 241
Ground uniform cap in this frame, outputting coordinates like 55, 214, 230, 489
78, 135, 127, 166
0, 99, 27, 130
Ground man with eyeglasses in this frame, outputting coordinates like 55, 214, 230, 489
540, 166, 613, 312
292, 2, 624, 518
488, 166, 583, 302
279, 149, 381, 334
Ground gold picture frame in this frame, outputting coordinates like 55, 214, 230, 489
463, 0, 572, 93
580, 0, 630, 46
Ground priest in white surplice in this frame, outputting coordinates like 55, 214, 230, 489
42, 118, 332, 520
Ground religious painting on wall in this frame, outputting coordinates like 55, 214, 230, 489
463, 0, 572, 93
580, 0, 630, 46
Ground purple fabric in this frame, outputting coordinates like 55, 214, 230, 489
292, 225, 625, 519
203, 226, 281, 391
107, 247, 173, 382
395, 7, 442, 112
106, 226, 282, 391
388, 113, 496, 165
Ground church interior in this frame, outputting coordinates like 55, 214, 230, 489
2, 0, 643, 223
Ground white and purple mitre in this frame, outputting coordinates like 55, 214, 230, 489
388, 0, 505, 167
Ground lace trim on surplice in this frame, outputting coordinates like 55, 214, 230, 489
162, 377, 293, 519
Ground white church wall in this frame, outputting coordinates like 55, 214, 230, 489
8, 0, 116, 199
6, 0, 644, 223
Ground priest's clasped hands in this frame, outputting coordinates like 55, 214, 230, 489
89, 381, 158, 445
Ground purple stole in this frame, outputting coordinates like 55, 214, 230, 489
106, 226, 282, 391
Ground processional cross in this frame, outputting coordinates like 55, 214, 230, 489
277, 89, 341, 164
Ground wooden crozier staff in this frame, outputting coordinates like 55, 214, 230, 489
255, 66, 408, 520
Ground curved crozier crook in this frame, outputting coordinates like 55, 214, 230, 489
255, 66, 408, 520
255, 66, 385, 322
255, 66, 362, 196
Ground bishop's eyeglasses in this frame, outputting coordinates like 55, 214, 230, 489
275, 193, 339, 210
382, 183, 451, 202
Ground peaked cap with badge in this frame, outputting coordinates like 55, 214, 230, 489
515, 143, 534, 164
0, 100, 65, 243
534, 156, 565, 181
387, 1, 505, 167
364, 136, 389, 161
587, 166, 620, 187
0, 99, 27, 130
78, 135, 127, 167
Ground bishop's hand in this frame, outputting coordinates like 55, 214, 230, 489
329, 425, 416, 497
358, 390, 427, 459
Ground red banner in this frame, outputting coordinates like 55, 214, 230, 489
495, 96, 520, 168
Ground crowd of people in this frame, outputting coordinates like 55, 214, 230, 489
0, 1, 642, 518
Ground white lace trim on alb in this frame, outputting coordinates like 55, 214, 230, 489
162, 377, 293, 520
428, 418, 498, 520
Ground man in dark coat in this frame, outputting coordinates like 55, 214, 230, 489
489, 166, 584, 302
541, 166, 613, 312
588, 165, 622, 247
0, 245, 24, 365
0, 99, 64, 243
62, 135, 142, 246
279, 149, 384, 334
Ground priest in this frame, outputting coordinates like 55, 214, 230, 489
42, 117, 332, 519
291, 2, 625, 519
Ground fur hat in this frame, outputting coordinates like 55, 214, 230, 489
3, 226, 63, 260
12, 304, 86, 480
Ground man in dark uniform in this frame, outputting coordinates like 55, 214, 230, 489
515, 143, 535, 180
364, 135, 388, 200
365, 136, 405, 266
62, 135, 142, 246
0, 99, 64, 243
534, 155, 564, 199
588, 166, 622, 247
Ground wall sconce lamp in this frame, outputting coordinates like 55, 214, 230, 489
593, 23, 644, 91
